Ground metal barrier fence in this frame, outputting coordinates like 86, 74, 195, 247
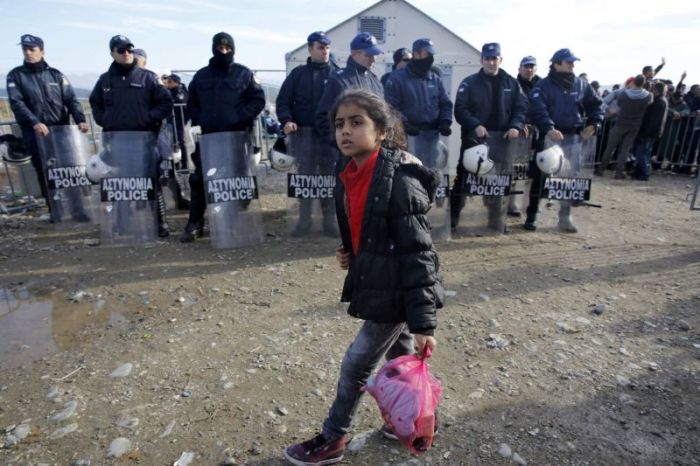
595, 114, 700, 171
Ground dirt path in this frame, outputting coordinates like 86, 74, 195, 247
1, 172, 698, 465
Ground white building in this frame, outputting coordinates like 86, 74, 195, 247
284, 0, 483, 171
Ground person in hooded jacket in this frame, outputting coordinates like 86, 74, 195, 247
276, 31, 340, 237
7, 34, 89, 211
314, 32, 384, 146
180, 32, 266, 243
633, 81, 668, 180
525, 48, 603, 232
384, 38, 453, 168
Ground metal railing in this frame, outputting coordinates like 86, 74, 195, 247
595, 114, 700, 171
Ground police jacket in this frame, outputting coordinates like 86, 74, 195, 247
384, 62, 453, 128
89, 62, 172, 132
6, 61, 86, 129
276, 58, 339, 131
335, 148, 444, 334
315, 56, 384, 143
529, 71, 604, 134
454, 69, 528, 137
187, 59, 266, 134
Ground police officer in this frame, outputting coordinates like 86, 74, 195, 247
507, 55, 541, 217
276, 31, 339, 236
6, 34, 89, 216
525, 48, 603, 232
380, 47, 411, 87
89, 35, 173, 236
164, 74, 189, 168
315, 32, 384, 144
451, 42, 528, 231
180, 32, 266, 242
385, 38, 453, 167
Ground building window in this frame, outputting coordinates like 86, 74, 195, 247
358, 16, 386, 43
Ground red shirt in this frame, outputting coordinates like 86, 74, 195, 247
339, 150, 380, 255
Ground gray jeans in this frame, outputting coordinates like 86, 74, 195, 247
322, 320, 414, 439
600, 125, 639, 175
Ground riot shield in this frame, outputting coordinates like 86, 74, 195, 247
285, 127, 337, 237
507, 132, 534, 217
99, 132, 158, 247
200, 131, 263, 249
452, 131, 514, 235
533, 134, 597, 234
408, 130, 450, 242
36, 125, 97, 226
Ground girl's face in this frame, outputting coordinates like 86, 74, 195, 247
334, 102, 386, 162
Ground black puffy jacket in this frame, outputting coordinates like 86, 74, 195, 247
6, 61, 86, 128
276, 58, 339, 132
187, 59, 266, 134
335, 148, 444, 334
454, 69, 528, 137
89, 62, 172, 132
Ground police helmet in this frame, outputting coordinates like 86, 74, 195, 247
85, 153, 113, 183
0, 135, 31, 163
462, 144, 493, 175
269, 138, 295, 171
535, 145, 565, 175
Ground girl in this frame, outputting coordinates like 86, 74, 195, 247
284, 90, 444, 466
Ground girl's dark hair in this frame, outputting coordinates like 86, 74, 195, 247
329, 89, 407, 150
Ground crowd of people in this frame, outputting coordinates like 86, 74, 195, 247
4, 29, 699, 466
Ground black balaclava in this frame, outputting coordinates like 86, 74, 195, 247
211, 32, 235, 70
411, 54, 434, 76
548, 64, 575, 90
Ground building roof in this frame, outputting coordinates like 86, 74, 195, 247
286, 0, 479, 58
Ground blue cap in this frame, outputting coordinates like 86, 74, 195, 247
109, 35, 134, 51
551, 48, 579, 63
19, 34, 44, 49
307, 31, 330, 46
132, 48, 147, 60
481, 42, 501, 58
520, 55, 537, 66
350, 32, 383, 56
412, 38, 435, 55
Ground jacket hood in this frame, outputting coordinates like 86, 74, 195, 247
389, 148, 442, 202
624, 88, 651, 100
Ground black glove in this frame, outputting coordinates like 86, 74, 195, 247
439, 122, 452, 136
404, 122, 420, 136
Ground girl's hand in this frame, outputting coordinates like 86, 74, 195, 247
414, 334, 437, 357
335, 245, 351, 270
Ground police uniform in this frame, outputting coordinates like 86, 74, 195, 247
314, 32, 384, 145
6, 34, 87, 206
451, 43, 528, 230
525, 48, 603, 231
181, 32, 266, 242
276, 31, 340, 236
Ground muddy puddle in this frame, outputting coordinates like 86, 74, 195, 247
0, 287, 127, 371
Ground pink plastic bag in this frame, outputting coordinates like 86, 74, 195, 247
364, 347, 442, 454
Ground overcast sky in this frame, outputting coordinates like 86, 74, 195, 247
1, 0, 698, 89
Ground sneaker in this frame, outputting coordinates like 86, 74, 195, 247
72, 212, 91, 222
523, 221, 537, 231
614, 172, 627, 180
158, 221, 170, 238
179, 222, 203, 243
283, 433, 346, 466
507, 210, 522, 218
